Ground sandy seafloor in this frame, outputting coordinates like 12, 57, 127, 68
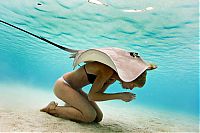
0, 83, 199, 132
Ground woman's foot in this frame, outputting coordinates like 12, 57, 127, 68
40, 101, 58, 112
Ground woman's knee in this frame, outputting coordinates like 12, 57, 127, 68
94, 112, 103, 122
83, 109, 103, 123
82, 108, 97, 123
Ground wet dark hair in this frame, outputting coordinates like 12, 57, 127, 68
133, 71, 147, 87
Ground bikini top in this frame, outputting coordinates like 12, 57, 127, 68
83, 65, 97, 84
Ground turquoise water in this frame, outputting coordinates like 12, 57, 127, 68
0, 0, 199, 117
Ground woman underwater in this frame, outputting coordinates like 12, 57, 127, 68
0, 20, 157, 123
41, 48, 157, 123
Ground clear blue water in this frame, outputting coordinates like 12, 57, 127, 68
0, 0, 199, 117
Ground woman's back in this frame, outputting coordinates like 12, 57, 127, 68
63, 62, 114, 90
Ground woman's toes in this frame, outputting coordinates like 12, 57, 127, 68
40, 101, 58, 112
49, 101, 58, 110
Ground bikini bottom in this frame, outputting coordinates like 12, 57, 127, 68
59, 76, 71, 87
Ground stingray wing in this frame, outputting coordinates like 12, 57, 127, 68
73, 47, 151, 82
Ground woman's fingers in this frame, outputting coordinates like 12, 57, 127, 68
121, 92, 136, 102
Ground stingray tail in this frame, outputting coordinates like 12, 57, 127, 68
0, 19, 78, 53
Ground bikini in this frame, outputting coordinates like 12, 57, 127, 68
61, 76, 72, 87
83, 65, 97, 84
61, 65, 97, 87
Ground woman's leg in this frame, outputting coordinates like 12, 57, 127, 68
79, 90, 103, 122
41, 79, 97, 123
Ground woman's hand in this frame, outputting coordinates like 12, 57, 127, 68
120, 92, 136, 102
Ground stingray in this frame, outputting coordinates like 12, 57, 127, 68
0, 20, 157, 82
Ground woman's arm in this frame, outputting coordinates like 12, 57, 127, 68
88, 76, 135, 102
89, 87, 135, 102
98, 78, 116, 93
87, 64, 135, 102
88, 70, 128, 101
89, 92, 123, 101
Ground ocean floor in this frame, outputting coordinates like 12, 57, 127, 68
0, 83, 199, 132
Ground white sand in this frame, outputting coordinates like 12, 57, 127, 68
0, 83, 199, 132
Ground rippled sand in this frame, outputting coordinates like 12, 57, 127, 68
0, 83, 198, 132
